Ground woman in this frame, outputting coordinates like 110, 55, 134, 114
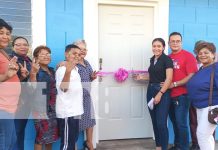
29, 46, 58, 150
0, 18, 21, 149
74, 40, 97, 150
187, 42, 218, 150
12, 36, 32, 150
134, 38, 173, 150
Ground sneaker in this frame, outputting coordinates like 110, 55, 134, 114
168, 146, 181, 150
190, 144, 200, 150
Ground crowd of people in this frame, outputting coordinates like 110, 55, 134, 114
0, 18, 97, 150
0, 17, 218, 150
134, 32, 218, 150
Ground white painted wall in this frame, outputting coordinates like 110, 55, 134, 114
31, 0, 46, 50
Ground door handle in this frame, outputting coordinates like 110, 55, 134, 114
99, 58, 103, 70
99, 58, 103, 82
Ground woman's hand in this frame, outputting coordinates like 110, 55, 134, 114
29, 58, 40, 81
91, 71, 98, 81
154, 92, 162, 105
132, 74, 142, 81
133, 73, 149, 81
7, 56, 19, 78
19, 61, 29, 80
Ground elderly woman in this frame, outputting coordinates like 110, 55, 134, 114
0, 18, 21, 149
73, 40, 97, 150
30, 45, 58, 150
187, 42, 218, 150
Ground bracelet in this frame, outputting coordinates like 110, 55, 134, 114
159, 91, 164, 94
173, 82, 177, 87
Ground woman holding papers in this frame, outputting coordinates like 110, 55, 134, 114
134, 38, 173, 150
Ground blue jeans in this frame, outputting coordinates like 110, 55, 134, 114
0, 111, 17, 150
169, 94, 190, 150
14, 119, 29, 150
147, 83, 171, 150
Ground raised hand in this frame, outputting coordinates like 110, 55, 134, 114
29, 58, 40, 82
7, 56, 19, 78
65, 61, 76, 72
19, 61, 29, 80
30, 58, 40, 74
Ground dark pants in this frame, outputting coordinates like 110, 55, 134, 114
169, 94, 190, 150
147, 83, 171, 150
14, 119, 29, 150
189, 105, 198, 145
13, 99, 31, 150
58, 117, 79, 150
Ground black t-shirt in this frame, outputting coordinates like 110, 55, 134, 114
148, 53, 173, 83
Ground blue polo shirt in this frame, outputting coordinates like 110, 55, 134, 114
187, 62, 218, 108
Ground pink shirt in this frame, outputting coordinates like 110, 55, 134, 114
0, 53, 21, 113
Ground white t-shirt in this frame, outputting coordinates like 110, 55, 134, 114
55, 66, 84, 118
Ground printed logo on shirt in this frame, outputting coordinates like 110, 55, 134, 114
172, 59, 180, 69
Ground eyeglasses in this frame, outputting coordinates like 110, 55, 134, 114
14, 43, 29, 47
169, 40, 181, 44
80, 48, 87, 51
39, 53, 51, 57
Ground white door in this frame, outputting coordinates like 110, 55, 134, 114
98, 4, 154, 140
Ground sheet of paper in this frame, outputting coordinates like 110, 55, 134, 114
148, 98, 154, 110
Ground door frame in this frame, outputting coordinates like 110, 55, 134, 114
83, 0, 169, 145
32, 0, 46, 50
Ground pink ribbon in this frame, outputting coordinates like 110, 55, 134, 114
97, 68, 147, 82
96, 70, 148, 77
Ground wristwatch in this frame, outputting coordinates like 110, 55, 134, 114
173, 82, 177, 87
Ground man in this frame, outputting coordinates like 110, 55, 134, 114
56, 44, 84, 150
168, 32, 198, 150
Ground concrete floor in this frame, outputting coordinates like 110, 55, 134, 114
96, 138, 218, 150
97, 138, 154, 150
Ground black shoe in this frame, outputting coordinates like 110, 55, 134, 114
190, 144, 200, 150
83, 141, 94, 150
83, 141, 90, 150
168, 146, 181, 150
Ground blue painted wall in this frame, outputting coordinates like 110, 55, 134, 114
169, 0, 218, 54
24, 0, 84, 150
46, 0, 84, 67
23, 0, 218, 149
168, 0, 218, 144
46, 0, 84, 149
